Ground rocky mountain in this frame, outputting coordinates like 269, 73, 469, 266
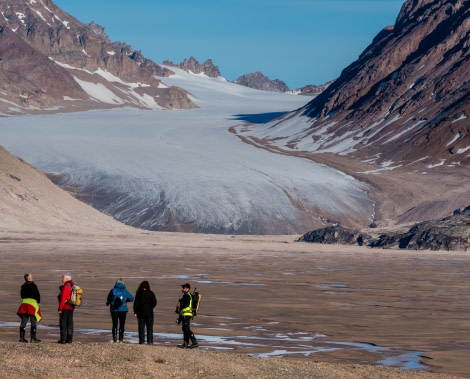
239, 0, 470, 167
298, 205, 470, 251
233, 72, 290, 93
294, 81, 334, 96
162, 56, 221, 78
302, 0, 470, 167
232, 72, 328, 96
0, 0, 196, 115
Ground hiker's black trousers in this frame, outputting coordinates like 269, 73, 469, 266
111, 311, 127, 336
59, 310, 74, 342
181, 316, 195, 344
137, 314, 154, 344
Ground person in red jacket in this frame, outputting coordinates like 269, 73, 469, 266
57, 273, 75, 344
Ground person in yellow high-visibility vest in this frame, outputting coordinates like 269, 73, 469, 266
176, 283, 198, 348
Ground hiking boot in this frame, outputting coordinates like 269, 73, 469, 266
30, 327, 41, 343
58, 340, 66, 344
19, 327, 28, 343
189, 334, 198, 348
177, 342, 188, 349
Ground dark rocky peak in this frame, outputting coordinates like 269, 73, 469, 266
233, 72, 290, 93
294, 81, 334, 96
163, 56, 221, 78
88, 21, 110, 43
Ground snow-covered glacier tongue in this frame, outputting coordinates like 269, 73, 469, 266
0, 69, 374, 234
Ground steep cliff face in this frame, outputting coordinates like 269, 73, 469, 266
0, 0, 196, 114
298, 0, 470, 166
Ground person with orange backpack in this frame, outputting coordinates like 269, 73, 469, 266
57, 273, 75, 344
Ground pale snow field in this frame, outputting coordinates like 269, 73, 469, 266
0, 67, 373, 233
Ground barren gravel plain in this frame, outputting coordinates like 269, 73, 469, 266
0, 230, 468, 378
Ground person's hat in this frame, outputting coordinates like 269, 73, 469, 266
180, 283, 191, 289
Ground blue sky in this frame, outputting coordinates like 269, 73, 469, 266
54, 0, 404, 89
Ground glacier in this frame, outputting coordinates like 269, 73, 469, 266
0, 67, 374, 234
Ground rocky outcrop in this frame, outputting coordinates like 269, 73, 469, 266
128, 49, 174, 77
233, 72, 290, 93
163, 56, 221, 78
0, 0, 196, 114
298, 206, 470, 251
298, 225, 372, 246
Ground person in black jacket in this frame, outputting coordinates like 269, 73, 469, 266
17, 273, 41, 343
133, 281, 157, 344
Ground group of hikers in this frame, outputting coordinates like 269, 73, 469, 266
17, 273, 198, 348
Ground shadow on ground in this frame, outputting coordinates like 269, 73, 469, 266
231, 112, 289, 123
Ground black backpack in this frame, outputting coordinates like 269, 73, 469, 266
191, 289, 202, 317
107, 288, 124, 310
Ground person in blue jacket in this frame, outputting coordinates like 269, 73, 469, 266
106, 278, 134, 343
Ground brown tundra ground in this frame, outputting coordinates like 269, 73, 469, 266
0, 230, 468, 378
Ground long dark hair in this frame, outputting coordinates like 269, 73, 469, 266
136, 280, 150, 293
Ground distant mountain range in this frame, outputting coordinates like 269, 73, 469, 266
0, 0, 469, 244
0, 0, 321, 116
163, 57, 326, 95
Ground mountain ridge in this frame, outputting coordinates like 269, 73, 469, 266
163, 56, 326, 95
0, 0, 196, 114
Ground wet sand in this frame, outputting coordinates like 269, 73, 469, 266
0, 231, 468, 377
